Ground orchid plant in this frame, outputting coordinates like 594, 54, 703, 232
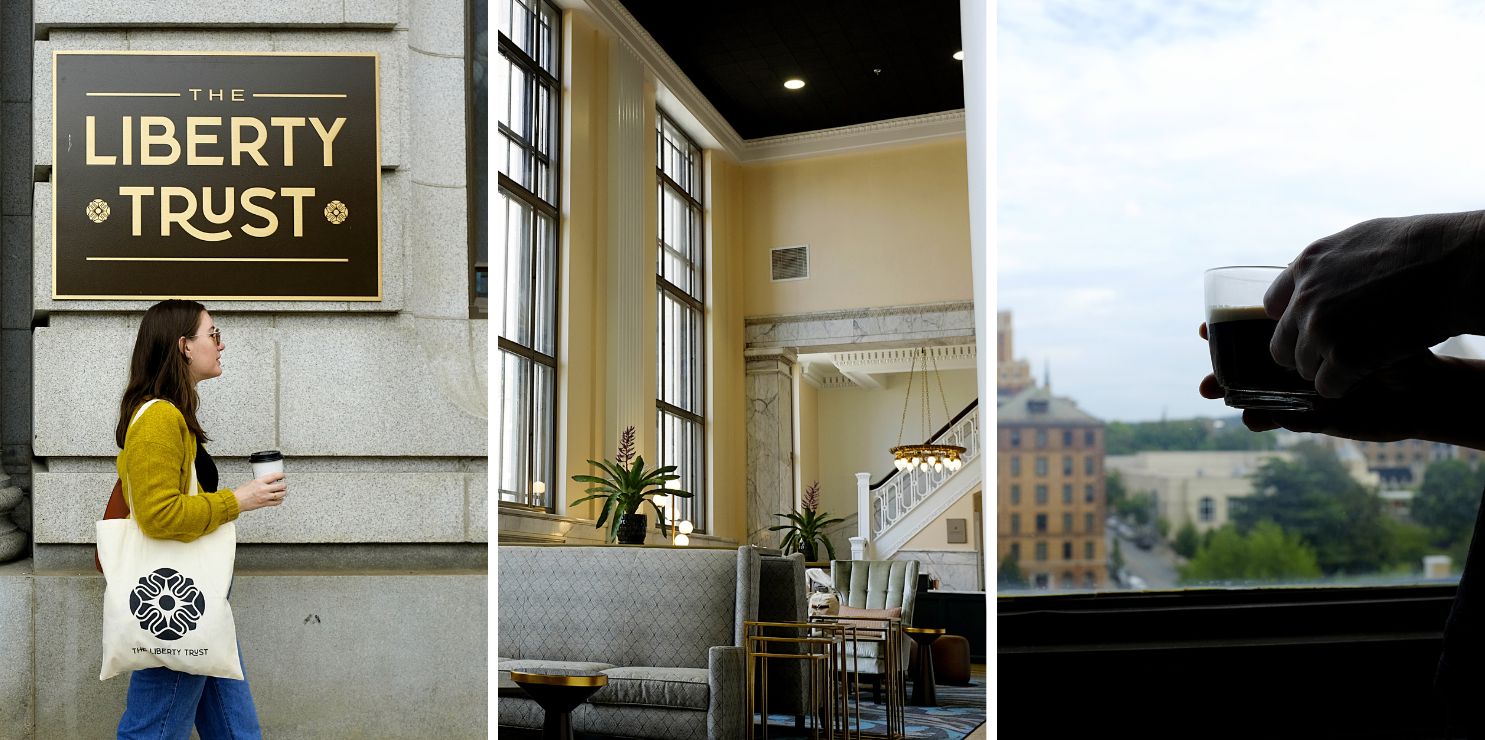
571, 426, 694, 542
770, 481, 844, 562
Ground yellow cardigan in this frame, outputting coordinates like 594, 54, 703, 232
116, 399, 240, 541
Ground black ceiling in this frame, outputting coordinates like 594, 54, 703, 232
617, 1, 964, 140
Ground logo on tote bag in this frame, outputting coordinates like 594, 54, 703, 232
130, 568, 207, 640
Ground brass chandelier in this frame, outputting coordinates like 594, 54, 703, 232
891, 346, 965, 473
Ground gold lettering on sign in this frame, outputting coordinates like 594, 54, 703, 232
241, 187, 277, 238
309, 118, 346, 167
186, 117, 223, 166
231, 118, 269, 166
270, 117, 306, 166
83, 116, 347, 168
116, 186, 320, 239
85, 116, 114, 165
140, 117, 180, 166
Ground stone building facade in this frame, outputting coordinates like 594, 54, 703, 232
0, 3, 488, 737
997, 385, 1106, 590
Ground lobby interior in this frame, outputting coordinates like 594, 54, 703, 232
496, 0, 988, 738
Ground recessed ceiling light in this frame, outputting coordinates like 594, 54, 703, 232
953, 50, 964, 61
784, 78, 806, 90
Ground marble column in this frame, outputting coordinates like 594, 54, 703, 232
746, 348, 796, 547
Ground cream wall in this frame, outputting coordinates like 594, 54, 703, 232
902, 487, 981, 552
741, 139, 972, 317
558, 11, 609, 519
553, 9, 750, 543
707, 149, 748, 543
797, 371, 820, 510
813, 368, 979, 518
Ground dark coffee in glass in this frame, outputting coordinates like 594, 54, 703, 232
1205, 267, 1320, 411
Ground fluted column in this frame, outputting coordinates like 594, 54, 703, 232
604, 41, 648, 453
746, 348, 796, 547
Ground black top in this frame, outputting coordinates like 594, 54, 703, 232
195, 442, 218, 493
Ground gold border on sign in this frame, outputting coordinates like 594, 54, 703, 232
51, 50, 385, 302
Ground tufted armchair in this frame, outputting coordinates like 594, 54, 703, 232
830, 559, 920, 702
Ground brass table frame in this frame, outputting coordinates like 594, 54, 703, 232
745, 620, 854, 739
744, 617, 906, 740
813, 616, 905, 740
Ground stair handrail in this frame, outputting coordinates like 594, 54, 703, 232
870, 398, 980, 490
862, 398, 981, 541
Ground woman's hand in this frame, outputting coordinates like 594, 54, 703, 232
233, 472, 286, 513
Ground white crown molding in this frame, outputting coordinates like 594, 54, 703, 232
571, 0, 967, 164
832, 344, 978, 376
739, 110, 967, 164
580, 0, 746, 157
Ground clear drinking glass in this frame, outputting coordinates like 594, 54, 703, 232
1204, 266, 1320, 411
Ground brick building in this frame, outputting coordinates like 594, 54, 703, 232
998, 384, 1106, 589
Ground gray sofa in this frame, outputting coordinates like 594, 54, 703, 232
497, 545, 760, 740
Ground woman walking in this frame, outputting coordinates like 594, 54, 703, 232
113, 300, 286, 739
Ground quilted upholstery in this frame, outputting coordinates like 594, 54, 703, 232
831, 559, 919, 676
495, 545, 760, 739
498, 699, 709, 740
591, 666, 710, 710
498, 546, 759, 667
831, 560, 920, 625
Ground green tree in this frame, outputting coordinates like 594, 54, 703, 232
1180, 522, 1322, 584
1118, 491, 1156, 526
1109, 538, 1125, 579
1156, 516, 1171, 539
1379, 517, 1433, 575
1233, 441, 1390, 575
1106, 470, 1128, 510
1104, 417, 1278, 455
998, 552, 1028, 590
1173, 521, 1201, 559
1414, 459, 1484, 547
1206, 421, 1280, 452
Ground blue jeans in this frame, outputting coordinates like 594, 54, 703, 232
116, 646, 261, 740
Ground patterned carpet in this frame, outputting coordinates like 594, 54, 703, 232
757, 680, 988, 740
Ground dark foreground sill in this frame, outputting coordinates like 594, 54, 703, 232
1000, 583, 1458, 651
1001, 584, 1464, 739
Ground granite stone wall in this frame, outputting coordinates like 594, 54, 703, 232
7, 3, 488, 737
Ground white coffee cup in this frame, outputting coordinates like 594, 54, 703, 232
249, 450, 285, 481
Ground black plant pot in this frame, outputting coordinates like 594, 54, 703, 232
616, 513, 648, 545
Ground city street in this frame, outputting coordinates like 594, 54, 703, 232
1109, 525, 1180, 590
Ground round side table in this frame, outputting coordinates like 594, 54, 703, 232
508, 671, 609, 740
904, 627, 945, 707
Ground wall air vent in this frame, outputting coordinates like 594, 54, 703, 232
771, 245, 810, 282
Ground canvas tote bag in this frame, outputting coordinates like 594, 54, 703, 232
97, 399, 242, 680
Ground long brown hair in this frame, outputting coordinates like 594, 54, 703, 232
115, 300, 211, 448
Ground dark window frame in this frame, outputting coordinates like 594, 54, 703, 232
496, 0, 562, 512
655, 108, 707, 534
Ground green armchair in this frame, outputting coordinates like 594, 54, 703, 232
830, 559, 920, 702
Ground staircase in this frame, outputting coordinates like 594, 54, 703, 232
853, 399, 982, 560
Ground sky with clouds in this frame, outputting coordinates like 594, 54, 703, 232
997, 0, 1485, 422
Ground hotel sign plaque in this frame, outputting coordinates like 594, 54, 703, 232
52, 52, 382, 300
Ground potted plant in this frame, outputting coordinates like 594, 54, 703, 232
770, 481, 844, 562
571, 426, 693, 544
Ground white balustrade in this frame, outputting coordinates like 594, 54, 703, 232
865, 410, 980, 538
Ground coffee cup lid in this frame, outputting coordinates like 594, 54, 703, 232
249, 450, 284, 463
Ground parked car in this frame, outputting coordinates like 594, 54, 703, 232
1134, 529, 1156, 550
1127, 574, 1148, 590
